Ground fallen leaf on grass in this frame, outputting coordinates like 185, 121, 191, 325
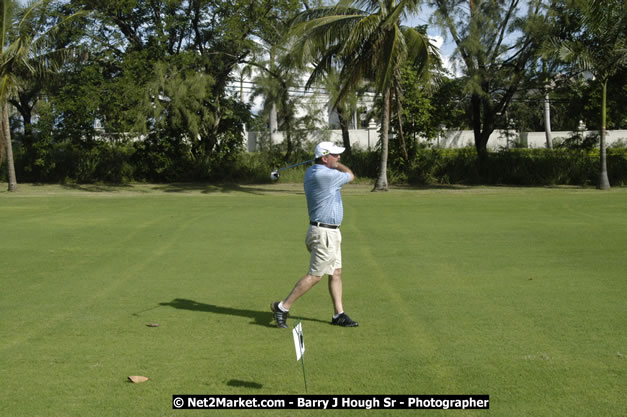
128, 376, 150, 383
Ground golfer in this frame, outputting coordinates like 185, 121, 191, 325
271, 141, 358, 328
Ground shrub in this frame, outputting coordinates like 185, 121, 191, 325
404, 148, 627, 187
7, 137, 627, 186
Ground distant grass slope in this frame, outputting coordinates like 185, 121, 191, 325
1, 184, 625, 417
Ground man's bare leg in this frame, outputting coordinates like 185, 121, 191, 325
328, 268, 344, 315
282, 274, 322, 310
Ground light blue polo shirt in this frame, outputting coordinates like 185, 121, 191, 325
304, 164, 352, 225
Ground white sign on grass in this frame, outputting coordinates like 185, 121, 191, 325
292, 322, 305, 361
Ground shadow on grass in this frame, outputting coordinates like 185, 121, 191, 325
151, 183, 267, 195
391, 184, 473, 191
61, 183, 137, 192
51, 182, 303, 195
58, 182, 261, 194
151, 183, 305, 195
227, 379, 263, 389
159, 298, 327, 327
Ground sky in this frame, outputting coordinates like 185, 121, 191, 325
404, 4, 459, 76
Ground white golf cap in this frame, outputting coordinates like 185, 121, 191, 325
314, 141, 345, 159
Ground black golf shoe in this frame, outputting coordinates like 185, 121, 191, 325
271, 301, 288, 328
331, 312, 359, 327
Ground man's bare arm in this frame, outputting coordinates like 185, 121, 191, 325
336, 163, 355, 182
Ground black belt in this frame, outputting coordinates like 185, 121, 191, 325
310, 221, 340, 229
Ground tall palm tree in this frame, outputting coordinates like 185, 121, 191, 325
555, 0, 626, 190
0, 0, 26, 191
290, 0, 435, 191
1, 0, 82, 191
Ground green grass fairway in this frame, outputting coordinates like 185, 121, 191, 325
1, 183, 625, 417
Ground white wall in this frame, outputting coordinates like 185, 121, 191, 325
522, 130, 627, 148
247, 129, 627, 151
247, 122, 381, 152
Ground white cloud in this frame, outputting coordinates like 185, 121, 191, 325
429, 34, 463, 78
431, 35, 444, 50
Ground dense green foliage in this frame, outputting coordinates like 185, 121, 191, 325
7, 140, 626, 187
403, 148, 627, 187
4, 0, 305, 188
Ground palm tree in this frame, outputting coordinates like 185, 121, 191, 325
0, 0, 26, 191
290, 0, 435, 191
555, 0, 626, 190
1, 0, 82, 191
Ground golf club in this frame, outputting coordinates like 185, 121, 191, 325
270, 158, 316, 180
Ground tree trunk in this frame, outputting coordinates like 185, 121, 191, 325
598, 80, 610, 190
336, 107, 352, 157
395, 94, 409, 162
544, 90, 553, 149
2, 102, 18, 192
471, 93, 487, 155
285, 125, 293, 162
0, 125, 4, 164
373, 88, 390, 191
281, 85, 294, 162
269, 101, 278, 141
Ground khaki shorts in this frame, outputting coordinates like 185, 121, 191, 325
306, 225, 342, 277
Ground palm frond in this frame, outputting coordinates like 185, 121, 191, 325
342, 14, 381, 58
553, 0, 626, 80
289, 0, 435, 112
1, 0, 86, 101
375, 25, 405, 94
402, 27, 431, 72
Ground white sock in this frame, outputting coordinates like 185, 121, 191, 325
333, 312, 344, 319
278, 302, 288, 312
